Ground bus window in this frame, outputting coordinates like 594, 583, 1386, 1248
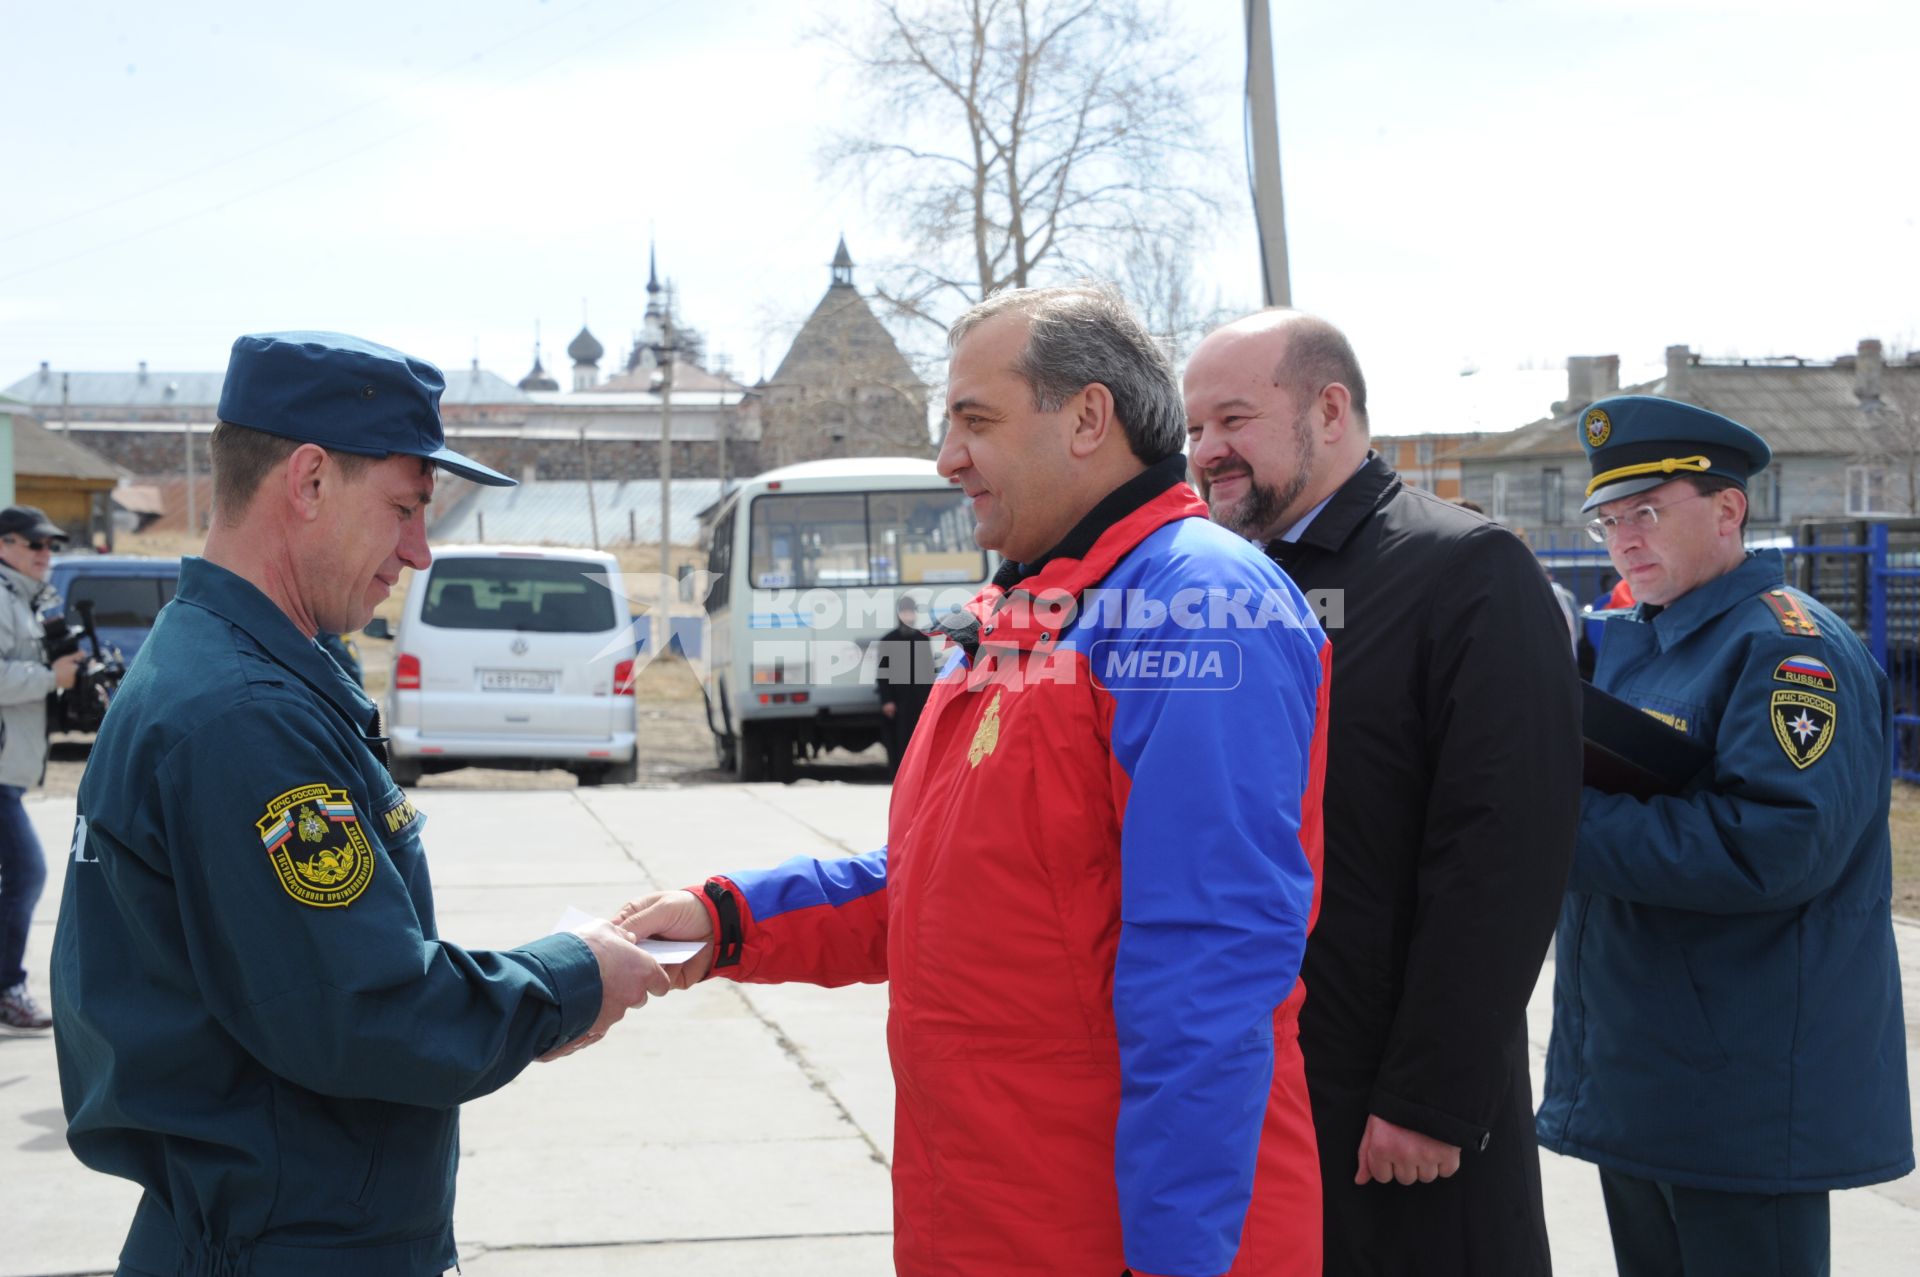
705, 508, 734, 612
749, 494, 869, 588
868, 490, 988, 584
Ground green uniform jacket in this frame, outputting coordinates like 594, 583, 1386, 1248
51, 557, 602, 1277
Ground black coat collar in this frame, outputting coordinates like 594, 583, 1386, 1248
1268, 452, 1400, 568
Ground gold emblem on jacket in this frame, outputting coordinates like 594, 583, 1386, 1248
256, 783, 376, 908
1770, 689, 1836, 769
968, 692, 1002, 768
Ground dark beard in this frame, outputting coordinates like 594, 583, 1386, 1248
1208, 407, 1316, 540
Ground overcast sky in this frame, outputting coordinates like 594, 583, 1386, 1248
4, 0, 1916, 435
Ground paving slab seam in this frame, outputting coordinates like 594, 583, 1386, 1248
740, 787, 869, 858
723, 982, 893, 1170
568, 789, 670, 892
567, 786, 892, 1169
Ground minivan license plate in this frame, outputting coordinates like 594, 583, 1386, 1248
479, 669, 559, 692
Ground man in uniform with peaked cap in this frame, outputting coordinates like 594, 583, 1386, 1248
52, 332, 670, 1277
1538, 394, 1913, 1276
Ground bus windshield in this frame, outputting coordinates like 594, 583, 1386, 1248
748, 489, 986, 589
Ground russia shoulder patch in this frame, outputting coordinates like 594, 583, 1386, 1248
1773, 654, 1836, 692
256, 784, 375, 907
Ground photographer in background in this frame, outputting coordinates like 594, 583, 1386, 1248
0, 506, 84, 1031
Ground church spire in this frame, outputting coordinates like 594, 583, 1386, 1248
517, 322, 559, 392
831, 234, 855, 289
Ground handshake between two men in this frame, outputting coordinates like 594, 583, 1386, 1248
543, 891, 713, 1061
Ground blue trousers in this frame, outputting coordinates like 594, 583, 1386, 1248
0, 783, 48, 989
1600, 1167, 1830, 1277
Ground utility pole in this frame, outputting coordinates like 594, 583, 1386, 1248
1245, 0, 1292, 307
580, 424, 600, 549
184, 422, 197, 538
655, 308, 677, 661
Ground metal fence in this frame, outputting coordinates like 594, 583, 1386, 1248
1533, 519, 1920, 781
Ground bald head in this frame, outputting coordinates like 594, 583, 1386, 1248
1205, 310, 1369, 433
1183, 309, 1372, 541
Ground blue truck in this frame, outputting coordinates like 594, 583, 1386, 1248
49, 554, 182, 670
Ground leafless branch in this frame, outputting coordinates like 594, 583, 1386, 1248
819, 0, 1223, 324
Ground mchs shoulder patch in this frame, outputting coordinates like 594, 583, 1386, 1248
379, 793, 422, 839
257, 784, 375, 907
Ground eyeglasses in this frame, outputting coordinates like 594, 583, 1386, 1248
1584, 492, 1711, 544
1, 535, 62, 552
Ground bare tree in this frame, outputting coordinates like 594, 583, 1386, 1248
1119, 226, 1241, 364
822, 0, 1221, 331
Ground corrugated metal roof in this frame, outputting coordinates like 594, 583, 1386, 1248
440, 368, 531, 405
429, 478, 737, 547
4, 366, 534, 410
9, 415, 122, 480
3, 369, 226, 408
1455, 363, 1920, 462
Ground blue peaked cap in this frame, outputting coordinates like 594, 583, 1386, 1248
217, 331, 515, 487
1577, 394, 1770, 513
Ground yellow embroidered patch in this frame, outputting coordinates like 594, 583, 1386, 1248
1584, 407, 1612, 449
968, 691, 1002, 768
1640, 707, 1690, 735
1770, 690, 1836, 770
256, 784, 375, 907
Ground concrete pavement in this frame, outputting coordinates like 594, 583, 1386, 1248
4, 781, 1916, 1275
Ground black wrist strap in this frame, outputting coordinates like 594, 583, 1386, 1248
704, 879, 745, 968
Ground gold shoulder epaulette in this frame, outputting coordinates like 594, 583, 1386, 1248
1759, 589, 1821, 638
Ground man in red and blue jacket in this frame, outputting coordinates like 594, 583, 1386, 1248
624, 285, 1330, 1276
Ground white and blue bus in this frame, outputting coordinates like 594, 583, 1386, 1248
699, 457, 996, 781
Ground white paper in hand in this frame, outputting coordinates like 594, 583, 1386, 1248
551, 906, 707, 966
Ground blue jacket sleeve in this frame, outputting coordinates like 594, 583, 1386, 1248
1574, 632, 1886, 912
1105, 609, 1324, 1276
704, 847, 891, 986
158, 705, 602, 1109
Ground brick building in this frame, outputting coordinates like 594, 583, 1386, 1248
3, 241, 928, 506
1374, 433, 1490, 501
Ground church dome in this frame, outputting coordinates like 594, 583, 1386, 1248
567, 326, 604, 365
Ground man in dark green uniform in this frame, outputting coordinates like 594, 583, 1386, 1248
51, 331, 669, 1277
1538, 395, 1913, 1275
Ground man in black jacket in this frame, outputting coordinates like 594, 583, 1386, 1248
872, 596, 933, 779
1183, 310, 1581, 1275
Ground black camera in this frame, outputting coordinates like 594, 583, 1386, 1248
44, 600, 127, 734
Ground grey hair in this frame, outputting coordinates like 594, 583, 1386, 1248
948, 283, 1185, 464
